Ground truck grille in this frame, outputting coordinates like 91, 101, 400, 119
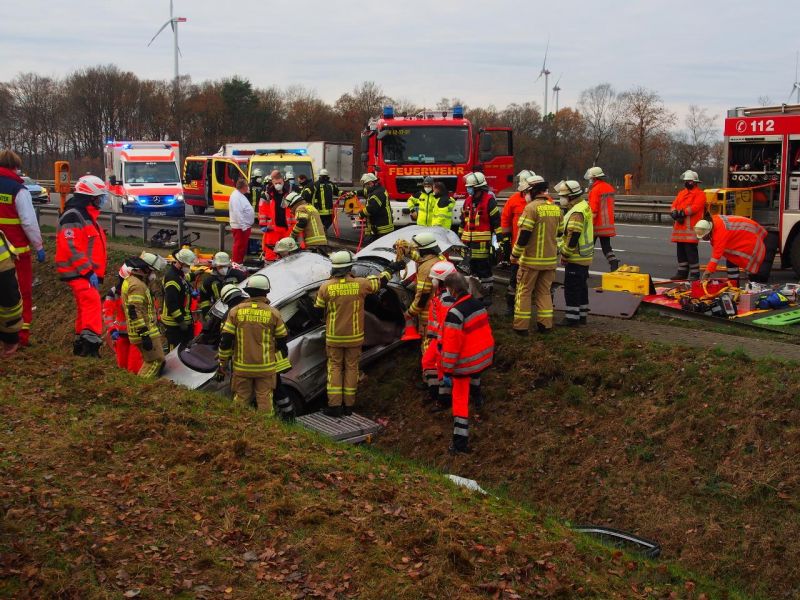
395, 176, 458, 195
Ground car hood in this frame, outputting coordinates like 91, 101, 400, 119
253, 252, 332, 305
356, 225, 464, 262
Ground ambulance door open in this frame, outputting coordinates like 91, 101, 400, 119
211, 158, 247, 222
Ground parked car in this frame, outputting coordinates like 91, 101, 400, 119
22, 176, 49, 204
160, 226, 468, 413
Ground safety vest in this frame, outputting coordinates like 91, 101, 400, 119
161, 265, 193, 327
559, 199, 594, 265
440, 294, 494, 376
461, 191, 495, 242
587, 179, 616, 237
0, 230, 23, 337
0, 174, 30, 253
512, 197, 561, 269
670, 187, 706, 244
707, 215, 767, 274
56, 204, 107, 281
122, 274, 160, 343
313, 179, 339, 216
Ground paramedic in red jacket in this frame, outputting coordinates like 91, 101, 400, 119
585, 166, 618, 271
695, 215, 768, 282
56, 175, 108, 357
440, 271, 494, 455
669, 170, 706, 280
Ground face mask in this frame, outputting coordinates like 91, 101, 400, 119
423, 186, 433, 194
685, 181, 695, 190
182, 266, 191, 276
217, 266, 229, 277
274, 183, 283, 192
93, 194, 108, 210
558, 197, 569, 208
466, 186, 475, 196
148, 272, 157, 282
524, 192, 532, 202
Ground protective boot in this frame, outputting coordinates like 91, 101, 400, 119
323, 405, 343, 418
273, 386, 295, 422
669, 267, 689, 280
449, 418, 471, 454
425, 384, 438, 405
72, 335, 85, 356
505, 293, 515, 317
79, 330, 103, 358
609, 259, 620, 272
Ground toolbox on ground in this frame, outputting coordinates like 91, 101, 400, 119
601, 265, 655, 295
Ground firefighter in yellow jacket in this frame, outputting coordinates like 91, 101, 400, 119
511, 174, 562, 334
218, 274, 288, 413
285, 191, 329, 253
314, 250, 404, 417
406, 231, 445, 353
556, 180, 594, 326
0, 230, 23, 357
122, 256, 166, 378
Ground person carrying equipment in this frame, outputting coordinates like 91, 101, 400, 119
285, 191, 329, 252
460, 171, 502, 304
56, 175, 108, 357
122, 257, 166, 378
359, 173, 394, 242
557, 180, 594, 326
161, 248, 197, 350
218, 274, 288, 414
669, 170, 706, 280
585, 166, 619, 271
198, 251, 247, 318
314, 250, 404, 417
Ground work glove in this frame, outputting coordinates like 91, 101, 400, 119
110, 330, 120, 342
215, 363, 227, 382
141, 335, 153, 352
388, 260, 406, 273
441, 375, 453, 389
191, 289, 199, 298
701, 270, 712, 281
88, 273, 99, 289
670, 210, 680, 221
36, 248, 46, 263
260, 226, 269, 233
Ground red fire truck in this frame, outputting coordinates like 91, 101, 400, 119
723, 104, 800, 274
361, 106, 514, 225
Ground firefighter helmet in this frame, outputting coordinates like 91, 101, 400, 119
118, 262, 134, 279
220, 283, 245, 305
429, 260, 457, 281
245, 274, 271, 292
464, 171, 488, 188
422, 176, 434, 185
559, 180, 583, 197
285, 169, 295, 180
74, 175, 107, 196
319, 168, 329, 177
330, 250, 355, 269
584, 166, 606, 180
174, 248, 197, 266
694, 219, 713, 238
517, 169, 535, 183
140, 251, 167, 272
360, 172, 378, 185
519, 174, 545, 192
274, 237, 299, 254
211, 251, 231, 267
411, 231, 439, 250
681, 170, 700, 182
283, 191, 303, 208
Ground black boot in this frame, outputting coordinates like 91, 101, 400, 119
609, 259, 620, 272
470, 385, 484, 410
669, 269, 689, 280
536, 323, 551, 334
72, 335, 85, 356
505, 294, 515, 317
425, 385, 438, 405
449, 434, 471, 455
513, 329, 529, 337
323, 405, 343, 418
342, 405, 353, 416
274, 393, 295, 422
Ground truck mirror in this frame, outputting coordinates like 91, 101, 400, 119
109, 175, 118, 186
360, 136, 370, 153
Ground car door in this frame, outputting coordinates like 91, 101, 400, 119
211, 158, 247, 222
476, 127, 514, 194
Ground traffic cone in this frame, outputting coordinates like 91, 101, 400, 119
401, 313, 421, 341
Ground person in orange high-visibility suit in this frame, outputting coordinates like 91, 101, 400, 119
500, 170, 535, 316
102, 260, 143, 373
258, 170, 295, 260
0, 149, 45, 347
585, 166, 618, 271
56, 175, 108, 358
440, 271, 494, 454
420, 260, 457, 411
695, 215, 769, 282
669, 170, 707, 280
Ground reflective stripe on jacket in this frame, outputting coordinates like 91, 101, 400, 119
587, 179, 616, 237
56, 205, 107, 281
291, 202, 328, 246
707, 215, 767, 274
440, 294, 494, 376
313, 179, 339, 216
122, 274, 159, 343
361, 185, 394, 236
314, 272, 389, 347
0, 174, 30, 253
511, 197, 561, 269
460, 190, 501, 243
559, 199, 594, 265
219, 298, 288, 375
670, 187, 706, 244
161, 265, 192, 327
0, 230, 22, 335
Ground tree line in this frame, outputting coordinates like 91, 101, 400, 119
0, 64, 723, 192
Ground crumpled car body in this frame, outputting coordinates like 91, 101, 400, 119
161, 225, 466, 411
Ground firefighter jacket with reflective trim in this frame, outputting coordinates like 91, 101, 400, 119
425, 289, 456, 339
291, 201, 328, 246
440, 294, 494, 376
407, 253, 445, 318
0, 230, 22, 337
56, 199, 107, 281
0, 168, 41, 254
360, 184, 394, 236
161, 264, 193, 327
587, 179, 616, 237
558, 199, 594, 266
219, 297, 288, 376
298, 182, 315, 205
408, 190, 454, 228
122, 274, 159, 343
500, 192, 527, 244
707, 214, 767, 274
313, 178, 339, 216
258, 187, 293, 230
670, 187, 706, 244
511, 196, 561, 269
198, 268, 247, 315
314, 271, 391, 348
460, 189, 502, 243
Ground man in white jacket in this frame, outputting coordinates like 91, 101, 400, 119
229, 178, 254, 264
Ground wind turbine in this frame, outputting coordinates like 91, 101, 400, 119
534, 38, 551, 116
552, 74, 563, 114
148, 0, 187, 93
790, 51, 800, 105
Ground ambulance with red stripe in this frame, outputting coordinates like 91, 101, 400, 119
104, 141, 185, 217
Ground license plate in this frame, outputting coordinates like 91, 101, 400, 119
150, 211, 166, 217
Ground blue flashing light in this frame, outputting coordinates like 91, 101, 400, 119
383, 105, 394, 119
106, 138, 114, 144
123, 143, 133, 149
452, 105, 464, 119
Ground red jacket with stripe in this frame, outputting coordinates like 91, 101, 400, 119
670, 187, 706, 244
707, 215, 767, 274
56, 199, 107, 281
587, 179, 616, 237
440, 294, 494, 376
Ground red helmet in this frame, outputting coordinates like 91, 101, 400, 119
74, 175, 108, 196
429, 260, 456, 281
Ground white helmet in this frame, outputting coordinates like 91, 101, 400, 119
211, 251, 231, 268
284, 169, 295, 180
694, 219, 713, 238
516, 169, 535, 183
245, 273, 271, 292
411, 231, 439, 250
330, 250, 355, 270
140, 251, 167, 272
360, 172, 378, 185
174, 248, 197, 266
220, 283, 245, 305
429, 260, 456, 282
584, 166, 606, 180
681, 170, 700, 182
559, 180, 583, 198
282, 191, 303, 208
74, 175, 108, 196
319, 168, 329, 176
274, 237, 299, 254
519, 173, 545, 192
464, 172, 488, 188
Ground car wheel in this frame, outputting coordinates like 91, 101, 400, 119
285, 385, 307, 416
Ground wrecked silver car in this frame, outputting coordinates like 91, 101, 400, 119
161, 226, 466, 412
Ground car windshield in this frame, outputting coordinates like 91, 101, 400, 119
381, 126, 469, 164
124, 161, 180, 184
249, 161, 313, 181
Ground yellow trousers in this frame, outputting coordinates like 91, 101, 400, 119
232, 372, 276, 412
326, 346, 362, 407
513, 268, 555, 330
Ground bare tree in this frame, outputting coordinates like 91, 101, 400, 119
683, 104, 718, 168
578, 83, 622, 165
619, 86, 676, 188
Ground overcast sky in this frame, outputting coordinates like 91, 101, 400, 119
3, 0, 800, 131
